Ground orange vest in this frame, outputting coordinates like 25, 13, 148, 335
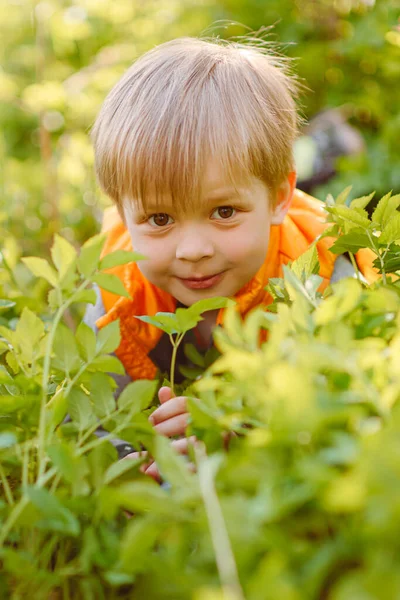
95, 189, 378, 381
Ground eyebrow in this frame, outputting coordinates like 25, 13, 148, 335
143, 188, 251, 213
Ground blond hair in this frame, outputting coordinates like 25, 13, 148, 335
91, 36, 301, 218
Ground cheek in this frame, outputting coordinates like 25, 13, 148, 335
129, 232, 173, 274
223, 224, 270, 263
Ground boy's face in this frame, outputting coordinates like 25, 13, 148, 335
122, 162, 295, 307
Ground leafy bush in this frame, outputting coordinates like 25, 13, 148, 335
1, 189, 400, 599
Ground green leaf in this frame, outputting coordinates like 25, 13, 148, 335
21, 257, 58, 287
96, 320, 121, 355
47, 441, 90, 495
317, 224, 340, 240
0, 300, 16, 313
53, 323, 81, 374
178, 364, 204, 379
184, 343, 206, 367
283, 266, 315, 306
77, 233, 106, 279
349, 191, 375, 210
91, 273, 131, 299
88, 355, 125, 375
379, 212, 400, 245
333, 206, 371, 230
76, 321, 96, 362
187, 297, 232, 316
187, 396, 219, 429
90, 373, 116, 418
315, 278, 363, 325
374, 244, 400, 273
68, 387, 96, 430
5, 351, 19, 374
291, 245, 319, 281
117, 380, 157, 413
0, 365, 13, 384
175, 308, 202, 332
135, 313, 179, 335
103, 457, 142, 485
119, 514, 161, 573
153, 435, 195, 489
72, 289, 97, 305
136, 298, 232, 336
15, 307, 45, 364
26, 486, 80, 536
110, 481, 176, 514
99, 250, 147, 270
0, 395, 36, 414
50, 234, 77, 280
49, 390, 68, 429
48, 288, 60, 311
329, 232, 372, 254
335, 186, 352, 205
103, 572, 134, 586
372, 192, 400, 229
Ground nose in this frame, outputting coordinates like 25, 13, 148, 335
175, 224, 215, 262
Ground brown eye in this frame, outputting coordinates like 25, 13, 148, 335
148, 213, 172, 227
213, 206, 236, 219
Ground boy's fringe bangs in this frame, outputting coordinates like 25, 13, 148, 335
92, 36, 302, 217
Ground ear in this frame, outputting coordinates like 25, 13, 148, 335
270, 171, 297, 225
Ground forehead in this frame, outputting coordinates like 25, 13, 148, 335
124, 160, 262, 216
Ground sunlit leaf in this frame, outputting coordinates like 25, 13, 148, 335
99, 250, 147, 270
77, 234, 107, 279
21, 257, 58, 287
51, 234, 77, 280
96, 319, 121, 355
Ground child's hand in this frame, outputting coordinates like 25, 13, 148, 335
148, 386, 190, 438
124, 436, 196, 483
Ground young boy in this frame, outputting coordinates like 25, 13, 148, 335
86, 37, 376, 476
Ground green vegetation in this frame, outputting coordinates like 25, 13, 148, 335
1, 190, 400, 598
1, 1, 400, 597
1, 0, 399, 262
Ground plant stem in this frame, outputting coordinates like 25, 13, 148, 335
348, 252, 361, 283
0, 464, 14, 505
195, 444, 245, 600
366, 230, 387, 285
0, 467, 57, 547
37, 280, 90, 482
169, 332, 184, 395
22, 440, 30, 488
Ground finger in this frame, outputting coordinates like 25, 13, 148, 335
154, 413, 190, 437
144, 461, 162, 482
171, 435, 197, 454
144, 435, 197, 482
123, 450, 148, 460
158, 386, 174, 404
150, 396, 187, 425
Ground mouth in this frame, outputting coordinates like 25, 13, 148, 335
178, 271, 225, 290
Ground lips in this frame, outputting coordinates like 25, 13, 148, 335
183, 273, 220, 281
178, 271, 225, 290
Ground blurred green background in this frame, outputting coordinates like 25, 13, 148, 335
1, 0, 399, 265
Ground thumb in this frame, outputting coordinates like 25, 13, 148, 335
158, 386, 174, 404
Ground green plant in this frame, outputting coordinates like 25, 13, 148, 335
135, 297, 231, 395
2, 189, 400, 598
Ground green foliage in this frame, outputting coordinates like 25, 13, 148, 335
2, 192, 400, 597
136, 297, 232, 393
